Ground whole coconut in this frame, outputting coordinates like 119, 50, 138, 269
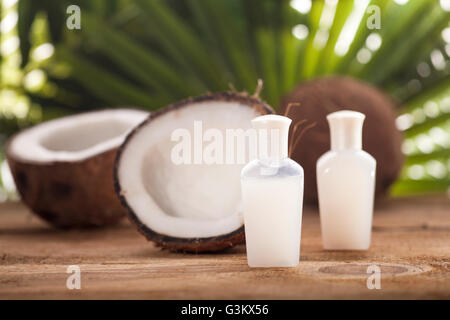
281, 76, 404, 203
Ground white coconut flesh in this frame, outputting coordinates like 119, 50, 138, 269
8, 109, 148, 163
117, 101, 263, 239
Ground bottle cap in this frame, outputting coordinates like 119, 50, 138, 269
251, 115, 292, 161
327, 110, 365, 151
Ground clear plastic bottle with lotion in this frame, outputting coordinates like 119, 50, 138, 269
241, 115, 304, 267
317, 110, 376, 250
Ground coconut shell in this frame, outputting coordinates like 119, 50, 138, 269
281, 76, 404, 203
115, 91, 274, 253
7, 146, 126, 228
127, 217, 246, 253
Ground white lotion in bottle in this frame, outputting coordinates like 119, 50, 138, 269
241, 115, 304, 267
317, 110, 376, 250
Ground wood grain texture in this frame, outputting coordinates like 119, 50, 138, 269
0, 197, 449, 299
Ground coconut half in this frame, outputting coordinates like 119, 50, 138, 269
7, 109, 148, 228
115, 92, 273, 252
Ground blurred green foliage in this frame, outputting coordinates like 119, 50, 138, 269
1, 0, 450, 199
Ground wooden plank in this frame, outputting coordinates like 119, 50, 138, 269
0, 197, 449, 299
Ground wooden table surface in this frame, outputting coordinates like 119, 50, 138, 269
0, 196, 449, 299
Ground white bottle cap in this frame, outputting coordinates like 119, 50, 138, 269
252, 115, 292, 161
327, 110, 365, 151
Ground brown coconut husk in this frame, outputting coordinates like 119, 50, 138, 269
281, 76, 404, 203
7, 148, 126, 228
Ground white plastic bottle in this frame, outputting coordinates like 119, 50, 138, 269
317, 110, 376, 250
241, 115, 304, 267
